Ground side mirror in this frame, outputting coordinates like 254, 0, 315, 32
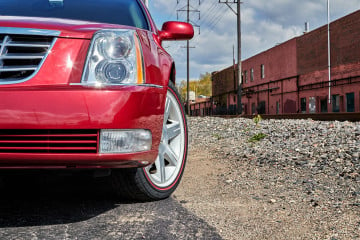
158, 21, 194, 43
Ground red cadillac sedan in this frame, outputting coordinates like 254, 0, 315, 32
0, 0, 193, 200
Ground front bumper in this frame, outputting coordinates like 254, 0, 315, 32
0, 85, 165, 168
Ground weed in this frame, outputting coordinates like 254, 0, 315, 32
248, 133, 267, 143
213, 133, 222, 140
253, 114, 262, 127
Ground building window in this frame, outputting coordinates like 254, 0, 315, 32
320, 98, 328, 113
309, 97, 316, 113
276, 101, 280, 114
346, 92, 355, 112
261, 64, 265, 79
250, 68, 254, 82
251, 103, 256, 114
244, 70, 248, 83
258, 101, 266, 114
332, 95, 340, 112
300, 98, 306, 113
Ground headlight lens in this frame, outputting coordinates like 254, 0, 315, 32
95, 60, 131, 83
82, 30, 144, 85
99, 36, 133, 59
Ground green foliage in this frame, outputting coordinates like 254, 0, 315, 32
179, 72, 212, 101
253, 114, 262, 126
248, 133, 267, 143
249, 114, 266, 142
212, 133, 222, 140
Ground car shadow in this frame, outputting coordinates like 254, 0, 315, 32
0, 170, 222, 239
0, 170, 120, 228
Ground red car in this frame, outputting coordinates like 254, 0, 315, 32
0, 0, 193, 200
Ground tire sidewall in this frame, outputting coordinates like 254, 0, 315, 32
140, 81, 188, 198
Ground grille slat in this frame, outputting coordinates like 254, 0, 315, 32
1, 53, 44, 60
0, 33, 55, 82
0, 65, 38, 72
0, 147, 97, 151
5, 41, 52, 48
0, 134, 98, 138
0, 140, 97, 144
0, 130, 99, 154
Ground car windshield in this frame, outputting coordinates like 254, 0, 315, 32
0, 0, 149, 30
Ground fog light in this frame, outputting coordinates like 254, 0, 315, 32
100, 130, 152, 153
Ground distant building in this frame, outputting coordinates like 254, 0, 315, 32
209, 10, 360, 116
189, 91, 196, 102
189, 97, 211, 116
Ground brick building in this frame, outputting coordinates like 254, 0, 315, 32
189, 97, 212, 116
209, 10, 360, 115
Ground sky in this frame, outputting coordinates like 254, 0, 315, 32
147, 0, 360, 83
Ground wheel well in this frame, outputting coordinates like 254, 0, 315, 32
169, 63, 176, 85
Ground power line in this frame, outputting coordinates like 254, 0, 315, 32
177, 0, 201, 114
219, 0, 243, 114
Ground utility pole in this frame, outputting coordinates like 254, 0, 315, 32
187, 0, 190, 114
219, 0, 242, 115
177, 0, 200, 114
327, 0, 331, 104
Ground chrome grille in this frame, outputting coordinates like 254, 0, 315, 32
0, 33, 56, 83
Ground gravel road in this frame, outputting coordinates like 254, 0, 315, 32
0, 116, 359, 240
175, 116, 359, 240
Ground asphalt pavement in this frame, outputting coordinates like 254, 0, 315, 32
0, 171, 221, 240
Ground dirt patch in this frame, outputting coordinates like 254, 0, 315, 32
174, 117, 360, 240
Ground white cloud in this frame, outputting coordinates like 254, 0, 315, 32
149, 0, 360, 81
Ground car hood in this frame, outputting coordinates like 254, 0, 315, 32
0, 16, 136, 39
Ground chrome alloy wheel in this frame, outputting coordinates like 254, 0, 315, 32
145, 88, 186, 189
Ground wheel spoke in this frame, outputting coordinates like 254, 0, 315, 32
151, 157, 162, 181
158, 143, 166, 182
159, 156, 166, 183
167, 121, 181, 141
164, 143, 178, 167
163, 97, 171, 125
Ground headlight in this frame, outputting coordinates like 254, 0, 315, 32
82, 30, 144, 85
99, 36, 133, 59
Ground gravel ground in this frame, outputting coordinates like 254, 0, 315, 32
175, 116, 360, 240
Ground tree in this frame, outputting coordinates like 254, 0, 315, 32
178, 72, 212, 102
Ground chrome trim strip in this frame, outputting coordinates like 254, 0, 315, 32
69, 83, 164, 89
0, 27, 60, 37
